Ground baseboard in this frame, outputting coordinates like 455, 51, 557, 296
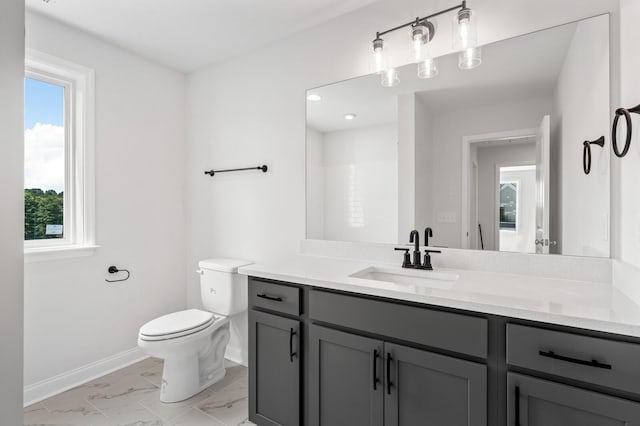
24, 347, 148, 407
225, 345, 248, 367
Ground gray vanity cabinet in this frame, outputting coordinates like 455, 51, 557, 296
309, 325, 384, 426
385, 342, 487, 426
507, 373, 640, 426
308, 324, 487, 426
249, 309, 301, 426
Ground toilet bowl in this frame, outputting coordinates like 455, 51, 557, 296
137, 258, 251, 403
138, 309, 230, 402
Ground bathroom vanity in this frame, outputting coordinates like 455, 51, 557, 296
241, 256, 640, 426
250, 6, 640, 425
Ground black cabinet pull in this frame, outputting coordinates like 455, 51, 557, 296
372, 350, 380, 390
538, 350, 612, 370
515, 385, 520, 426
386, 353, 393, 395
257, 293, 283, 302
289, 328, 297, 362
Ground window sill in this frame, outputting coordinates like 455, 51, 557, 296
24, 244, 100, 263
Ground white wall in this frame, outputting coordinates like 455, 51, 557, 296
0, 0, 25, 421
428, 96, 552, 248
306, 128, 325, 239
321, 124, 397, 243
476, 144, 536, 251
24, 12, 186, 388
397, 94, 416, 243
553, 15, 610, 257
414, 96, 433, 238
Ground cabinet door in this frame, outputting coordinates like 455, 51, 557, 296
309, 324, 384, 426
384, 343, 487, 426
508, 373, 640, 426
249, 310, 301, 426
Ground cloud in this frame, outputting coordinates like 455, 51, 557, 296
24, 123, 65, 193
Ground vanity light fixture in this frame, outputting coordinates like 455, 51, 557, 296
344, 113, 357, 120
307, 94, 322, 101
371, 0, 480, 86
454, 5, 481, 69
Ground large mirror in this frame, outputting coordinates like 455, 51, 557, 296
306, 14, 610, 257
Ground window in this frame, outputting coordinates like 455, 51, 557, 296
24, 50, 95, 259
499, 182, 517, 230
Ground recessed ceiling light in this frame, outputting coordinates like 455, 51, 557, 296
344, 113, 357, 120
307, 94, 322, 101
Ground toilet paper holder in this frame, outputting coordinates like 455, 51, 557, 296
105, 265, 131, 283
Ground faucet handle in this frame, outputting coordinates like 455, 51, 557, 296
422, 249, 441, 270
394, 248, 411, 268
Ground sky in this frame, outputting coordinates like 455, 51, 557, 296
24, 77, 65, 193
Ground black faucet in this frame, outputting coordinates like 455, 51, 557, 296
395, 229, 441, 269
422, 249, 441, 270
425, 227, 433, 247
409, 230, 421, 268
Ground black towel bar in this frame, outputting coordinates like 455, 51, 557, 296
204, 165, 268, 177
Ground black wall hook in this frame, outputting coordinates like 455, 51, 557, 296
612, 104, 640, 158
105, 265, 130, 283
583, 136, 605, 175
204, 165, 268, 177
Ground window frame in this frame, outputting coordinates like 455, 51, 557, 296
24, 49, 97, 261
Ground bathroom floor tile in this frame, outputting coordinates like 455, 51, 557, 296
170, 408, 225, 425
99, 402, 167, 426
139, 388, 212, 422
86, 372, 159, 413
23, 399, 108, 426
195, 385, 249, 425
26, 357, 250, 426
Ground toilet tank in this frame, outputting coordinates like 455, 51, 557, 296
198, 258, 252, 316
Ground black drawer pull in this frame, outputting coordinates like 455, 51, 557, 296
289, 328, 297, 362
538, 350, 612, 370
257, 293, 283, 302
515, 385, 520, 426
372, 350, 380, 391
386, 353, 393, 395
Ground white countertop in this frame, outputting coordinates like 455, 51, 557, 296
239, 254, 640, 338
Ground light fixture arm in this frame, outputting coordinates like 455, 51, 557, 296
374, 1, 466, 39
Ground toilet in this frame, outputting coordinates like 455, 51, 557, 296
137, 258, 251, 403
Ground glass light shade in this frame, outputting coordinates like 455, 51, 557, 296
453, 8, 478, 51
381, 67, 400, 87
417, 57, 438, 79
459, 47, 482, 69
371, 38, 387, 74
408, 24, 430, 64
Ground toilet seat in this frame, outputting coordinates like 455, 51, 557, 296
139, 309, 221, 342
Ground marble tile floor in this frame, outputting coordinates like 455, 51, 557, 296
24, 358, 256, 426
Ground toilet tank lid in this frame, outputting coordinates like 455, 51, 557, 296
198, 258, 252, 273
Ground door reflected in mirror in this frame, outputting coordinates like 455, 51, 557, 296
306, 14, 610, 258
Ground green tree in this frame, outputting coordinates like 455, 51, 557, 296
24, 188, 64, 240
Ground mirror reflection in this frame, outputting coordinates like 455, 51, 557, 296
306, 14, 610, 257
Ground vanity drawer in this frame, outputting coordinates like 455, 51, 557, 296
507, 324, 640, 395
249, 279, 301, 316
309, 289, 487, 358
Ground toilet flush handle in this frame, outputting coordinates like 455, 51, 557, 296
196, 269, 204, 275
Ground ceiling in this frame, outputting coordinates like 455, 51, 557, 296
25, 0, 379, 73
307, 19, 577, 133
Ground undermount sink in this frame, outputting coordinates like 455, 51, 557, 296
350, 266, 459, 290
